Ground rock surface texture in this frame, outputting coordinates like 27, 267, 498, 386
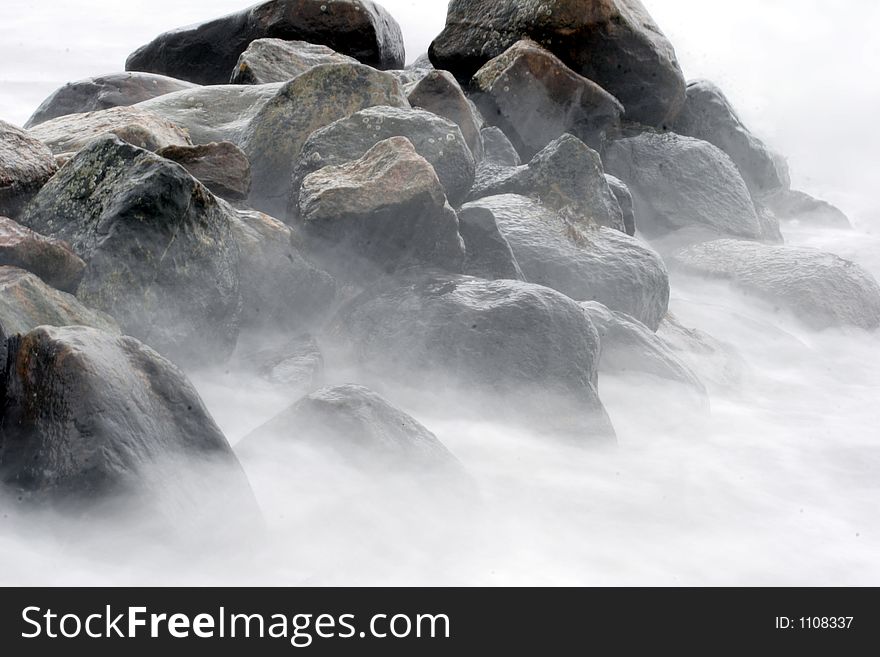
231, 38, 360, 84
157, 141, 252, 201
0, 120, 57, 219
0, 217, 86, 293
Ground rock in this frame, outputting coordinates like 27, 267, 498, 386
240, 384, 462, 472
471, 40, 623, 159
126, 0, 405, 84
657, 313, 746, 390
458, 205, 524, 281
0, 217, 86, 293
672, 80, 790, 195
407, 69, 484, 160
157, 142, 252, 201
581, 301, 706, 396
230, 38, 359, 84
481, 126, 521, 166
755, 203, 784, 244
290, 104, 473, 216
761, 189, 852, 230
241, 63, 408, 217
604, 131, 763, 240
462, 194, 669, 329
25, 72, 198, 128
231, 333, 324, 389
0, 325, 251, 507
231, 208, 337, 332
333, 273, 615, 442
137, 83, 282, 145
298, 137, 465, 278
19, 136, 241, 366
0, 120, 57, 219
429, 0, 686, 127
605, 174, 636, 237
670, 239, 880, 331
0, 267, 118, 336
28, 106, 192, 156
469, 134, 625, 232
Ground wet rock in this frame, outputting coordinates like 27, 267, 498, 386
25, 72, 198, 128
298, 137, 465, 278
157, 141, 252, 201
458, 205, 524, 281
429, 0, 686, 127
481, 126, 521, 166
671, 239, 880, 331
28, 106, 191, 155
126, 0, 405, 84
605, 174, 636, 237
657, 313, 747, 391
471, 40, 623, 159
0, 216, 86, 293
290, 104, 473, 216
761, 189, 852, 230
0, 120, 57, 219
230, 38, 359, 84
463, 194, 669, 330
605, 131, 763, 240
407, 69, 484, 160
231, 333, 324, 389
19, 136, 241, 366
241, 63, 408, 217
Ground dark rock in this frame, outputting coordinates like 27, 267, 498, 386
126, 0, 405, 84
157, 142, 252, 201
241, 63, 408, 217
19, 136, 241, 366
25, 72, 198, 128
605, 175, 636, 237
0, 266, 118, 336
28, 106, 191, 156
0, 217, 86, 293
298, 137, 465, 278
0, 120, 57, 219
672, 79, 790, 195
407, 69, 484, 160
671, 239, 880, 331
231, 333, 324, 389
471, 40, 623, 159
230, 38, 359, 84
458, 205, 524, 281
481, 126, 521, 166
462, 194, 669, 330
605, 131, 763, 240
429, 0, 686, 127
0, 325, 251, 506
761, 189, 852, 230
290, 104, 473, 216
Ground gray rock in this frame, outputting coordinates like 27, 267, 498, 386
0, 120, 57, 219
241, 63, 408, 217
290, 104, 473, 216
458, 205, 524, 281
126, 0, 406, 84
605, 174, 636, 237
0, 216, 86, 293
671, 239, 880, 331
481, 126, 521, 166
761, 188, 852, 230
25, 72, 198, 128
231, 333, 324, 389
471, 40, 623, 159
19, 136, 242, 367
672, 79, 790, 195
230, 38, 359, 84
462, 194, 669, 330
298, 137, 465, 278
429, 0, 686, 127
605, 131, 763, 240
657, 313, 747, 391
157, 141, 252, 201
407, 69, 484, 160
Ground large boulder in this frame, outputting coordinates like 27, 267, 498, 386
241, 63, 408, 217
157, 142, 252, 201
298, 137, 465, 278
604, 131, 764, 240
25, 72, 198, 128
670, 239, 880, 331
407, 69, 484, 160
458, 205, 524, 281
290, 105, 473, 215
126, 0, 405, 84
0, 325, 252, 507
761, 188, 852, 230
332, 273, 615, 442
0, 267, 118, 336
463, 194, 669, 329
469, 134, 625, 232
0, 217, 86, 293
429, 0, 686, 127
672, 80, 790, 196
28, 106, 192, 156
0, 120, 57, 219
19, 136, 242, 366
471, 40, 623, 159
230, 38, 359, 84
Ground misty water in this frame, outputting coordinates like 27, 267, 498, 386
1, 1, 879, 585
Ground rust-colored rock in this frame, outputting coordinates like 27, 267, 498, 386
0, 216, 86, 293
158, 142, 252, 200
